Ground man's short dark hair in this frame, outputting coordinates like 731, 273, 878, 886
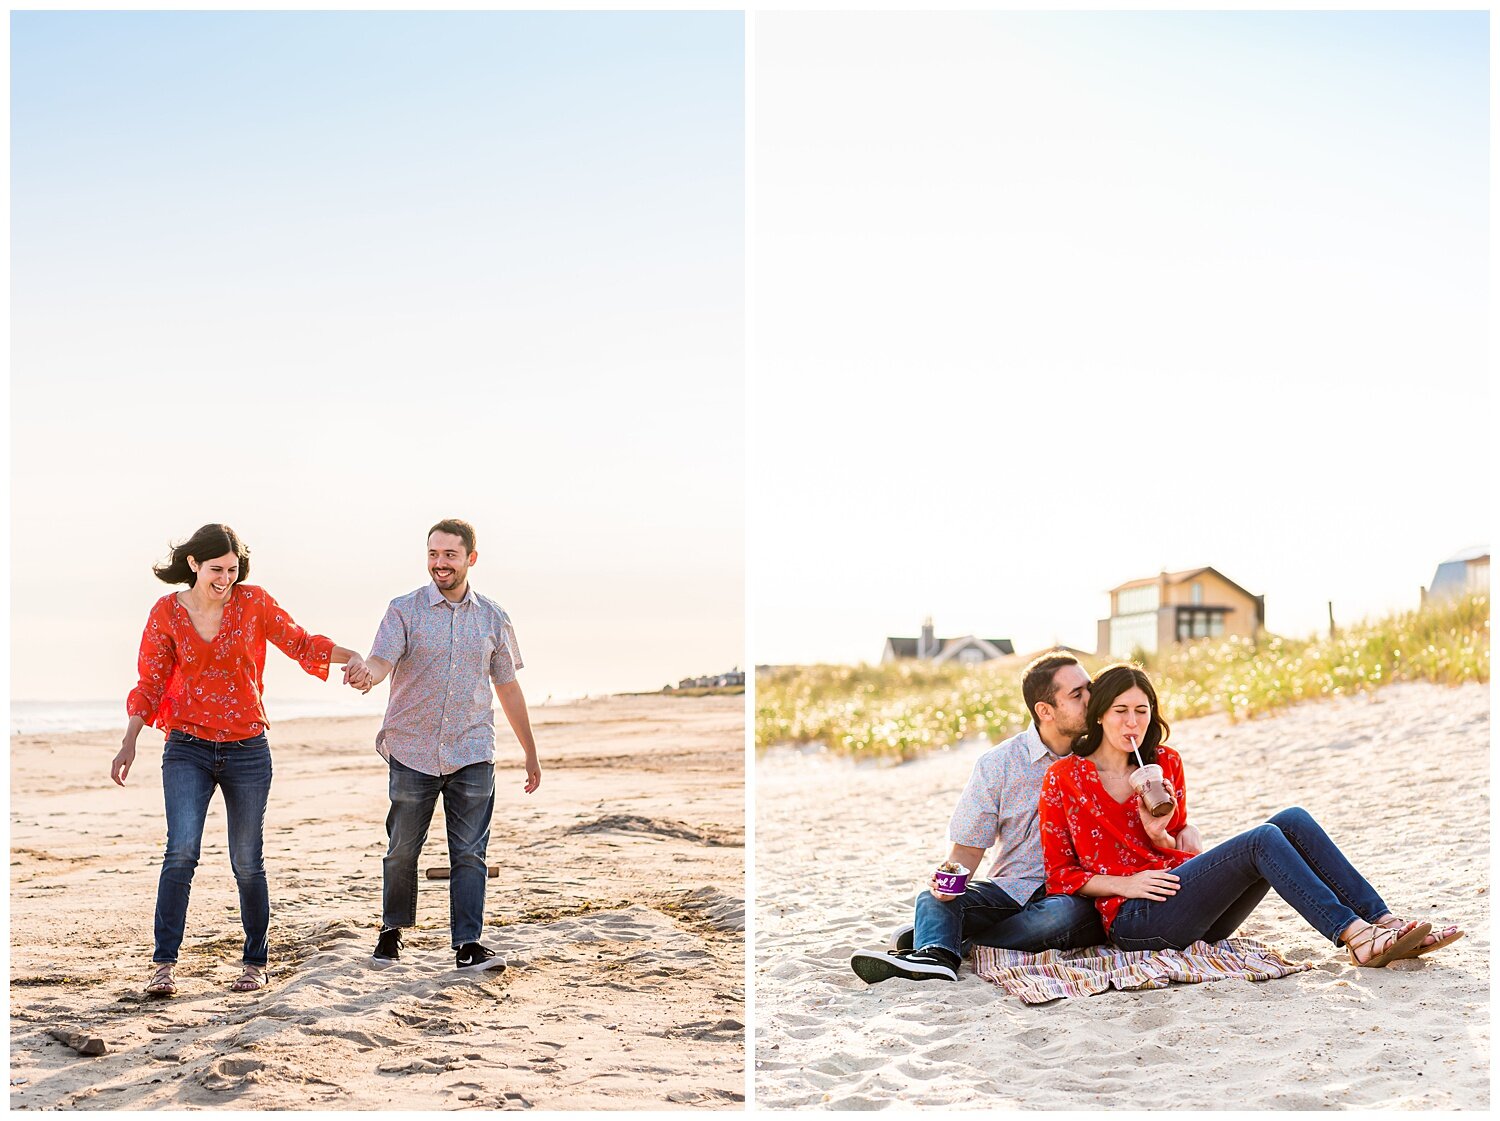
1022, 651, 1082, 727
428, 518, 477, 554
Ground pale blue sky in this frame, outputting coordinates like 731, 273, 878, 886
752, 10, 1488, 664
13, 11, 744, 704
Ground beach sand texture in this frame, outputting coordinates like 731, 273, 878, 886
755, 682, 1488, 1110
10, 694, 744, 1110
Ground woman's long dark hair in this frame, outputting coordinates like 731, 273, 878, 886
1072, 663, 1170, 763
152, 524, 251, 587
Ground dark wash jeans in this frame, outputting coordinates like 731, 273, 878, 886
915, 880, 1105, 959
382, 757, 495, 947
1110, 807, 1389, 951
154, 731, 273, 966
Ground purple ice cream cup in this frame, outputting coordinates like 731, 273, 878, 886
932, 865, 971, 895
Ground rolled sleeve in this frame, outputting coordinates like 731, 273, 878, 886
126, 602, 176, 727
947, 753, 1003, 849
489, 613, 523, 687
369, 603, 408, 667
1162, 748, 1189, 837
261, 590, 333, 680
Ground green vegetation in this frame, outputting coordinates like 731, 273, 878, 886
756, 595, 1488, 759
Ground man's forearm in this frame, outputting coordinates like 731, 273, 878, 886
495, 680, 536, 754
364, 656, 394, 686
945, 844, 987, 875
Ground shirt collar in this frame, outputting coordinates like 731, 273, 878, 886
1021, 723, 1056, 764
425, 581, 474, 607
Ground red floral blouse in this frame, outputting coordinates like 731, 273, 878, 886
1039, 745, 1194, 935
126, 584, 334, 743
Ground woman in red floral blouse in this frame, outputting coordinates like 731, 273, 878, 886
110, 524, 367, 996
1039, 664, 1462, 968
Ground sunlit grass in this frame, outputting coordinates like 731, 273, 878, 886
756, 595, 1488, 759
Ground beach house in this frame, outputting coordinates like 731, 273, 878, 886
1423, 546, 1489, 603
1097, 568, 1265, 658
881, 618, 1015, 665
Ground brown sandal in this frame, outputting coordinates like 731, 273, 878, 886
1376, 916, 1464, 959
230, 964, 270, 992
1345, 920, 1431, 967
145, 963, 178, 996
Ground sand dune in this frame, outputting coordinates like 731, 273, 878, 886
754, 682, 1488, 1110
10, 694, 744, 1110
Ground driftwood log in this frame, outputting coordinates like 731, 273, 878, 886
49, 1029, 106, 1056
424, 865, 501, 880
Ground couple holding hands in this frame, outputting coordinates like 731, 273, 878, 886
111, 519, 540, 996
852, 653, 1463, 984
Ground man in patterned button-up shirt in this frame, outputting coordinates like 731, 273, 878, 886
851, 653, 1107, 984
349, 519, 541, 974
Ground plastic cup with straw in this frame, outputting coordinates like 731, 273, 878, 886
1126, 733, 1175, 817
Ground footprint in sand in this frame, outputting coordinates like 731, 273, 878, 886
376, 1057, 448, 1075
198, 1056, 267, 1092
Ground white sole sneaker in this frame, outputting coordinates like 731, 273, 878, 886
455, 949, 507, 973
850, 949, 957, 983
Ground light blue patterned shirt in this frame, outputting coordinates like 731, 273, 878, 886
947, 724, 1066, 903
370, 582, 523, 776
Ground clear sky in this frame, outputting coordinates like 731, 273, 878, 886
751, 10, 1489, 666
12, 11, 744, 705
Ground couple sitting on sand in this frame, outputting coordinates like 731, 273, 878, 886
111, 519, 541, 996
851, 652, 1463, 984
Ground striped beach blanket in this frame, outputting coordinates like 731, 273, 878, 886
971, 938, 1311, 1004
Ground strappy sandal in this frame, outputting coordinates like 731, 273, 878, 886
230, 964, 270, 992
145, 963, 178, 996
1345, 920, 1431, 968
1376, 916, 1464, 959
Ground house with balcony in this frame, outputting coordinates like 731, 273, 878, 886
1097, 568, 1264, 659
881, 618, 1015, 665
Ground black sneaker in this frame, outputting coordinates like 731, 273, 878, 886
455, 943, 506, 973
850, 948, 958, 984
372, 927, 403, 967
891, 924, 915, 951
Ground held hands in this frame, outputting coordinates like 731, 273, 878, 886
111, 738, 137, 786
342, 654, 375, 694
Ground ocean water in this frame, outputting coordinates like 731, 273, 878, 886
11, 697, 386, 736
11, 691, 591, 736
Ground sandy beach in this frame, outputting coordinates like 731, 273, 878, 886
10, 694, 744, 1111
754, 682, 1488, 1110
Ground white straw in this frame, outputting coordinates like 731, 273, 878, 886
1126, 734, 1144, 769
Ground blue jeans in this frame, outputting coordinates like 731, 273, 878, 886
1110, 807, 1389, 951
915, 880, 1105, 959
382, 758, 495, 947
153, 732, 273, 966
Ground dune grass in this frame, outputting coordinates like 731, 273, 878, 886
756, 594, 1488, 759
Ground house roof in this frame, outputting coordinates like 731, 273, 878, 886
1109, 567, 1260, 603
885, 635, 1015, 658
1441, 545, 1489, 563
